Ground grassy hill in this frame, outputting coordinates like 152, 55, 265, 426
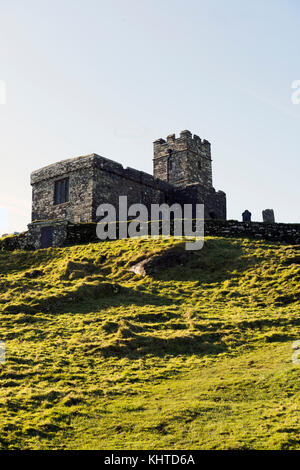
0, 236, 299, 450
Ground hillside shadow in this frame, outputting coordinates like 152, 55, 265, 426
0, 249, 59, 276
85, 330, 229, 359
132, 238, 264, 284
1, 285, 176, 316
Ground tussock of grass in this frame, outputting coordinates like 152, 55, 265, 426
0, 236, 299, 449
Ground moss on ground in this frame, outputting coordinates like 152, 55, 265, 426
0, 236, 299, 449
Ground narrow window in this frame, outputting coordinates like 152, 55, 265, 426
54, 178, 69, 205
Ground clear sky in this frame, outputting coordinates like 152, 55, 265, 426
0, 0, 299, 233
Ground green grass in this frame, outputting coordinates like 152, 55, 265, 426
0, 236, 299, 449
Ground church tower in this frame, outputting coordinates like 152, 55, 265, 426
153, 130, 213, 190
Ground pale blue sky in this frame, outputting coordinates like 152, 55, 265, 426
0, 0, 299, 233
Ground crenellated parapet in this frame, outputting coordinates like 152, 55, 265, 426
153, 130, 211, 161
153, 130, 213, 189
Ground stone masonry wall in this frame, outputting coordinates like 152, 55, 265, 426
0, 232, 30, 251
204, 220, 300, 244
54, 220, 300, 247
27, 221, 69, 250
31, 153, 176, 225
172, 184, 226, 220
91, 155, 174, 220
31, 155, 95, 223
2, 221, 300, 252
153, 130, 213, 189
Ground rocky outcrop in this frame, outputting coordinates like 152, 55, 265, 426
129, 246, 189, 277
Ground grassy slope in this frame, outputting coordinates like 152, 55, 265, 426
0, 236, 299, 450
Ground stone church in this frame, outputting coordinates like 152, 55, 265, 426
28, 130, 226, 248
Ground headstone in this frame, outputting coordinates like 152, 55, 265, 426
242, 210, 252, 222
262, 209, 275, 223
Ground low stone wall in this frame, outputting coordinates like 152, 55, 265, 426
204, 220, 300, 244
66, 220, 300, 246
66, 223, 99, 246
1, 220, 300, 252
0, 232, 30, 251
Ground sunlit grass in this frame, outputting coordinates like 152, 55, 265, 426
0, 236, 299, 449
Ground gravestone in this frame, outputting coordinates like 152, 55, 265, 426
262, 209, 275, 223
242, 210, 252, 222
